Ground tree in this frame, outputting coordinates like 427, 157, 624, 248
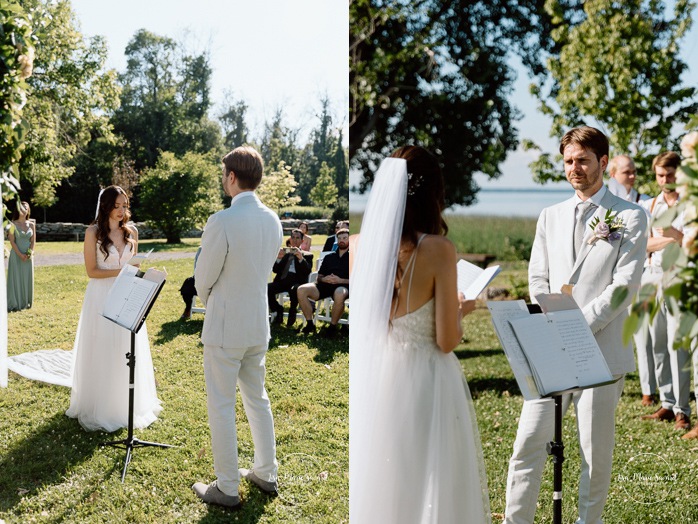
138, 151, 222, 243
350, 0, 556, 206
0, 1, 34, 203
218, 93, 249, 150
309, 162, 338, 208
112, 29, 221, 172
528, 0, 697, 190
256, 161, 301, 213
15, 0, 119, 210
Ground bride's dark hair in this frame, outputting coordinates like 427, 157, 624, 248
93, 185, 135, 260
390, 145, 448, 244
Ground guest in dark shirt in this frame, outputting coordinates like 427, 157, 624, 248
268, 229, 314, 326
322, 220, 349, 252
298, 229, 349, 335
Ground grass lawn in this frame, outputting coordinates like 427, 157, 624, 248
2, 253, 348, 523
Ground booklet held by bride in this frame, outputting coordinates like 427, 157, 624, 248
457, 259, 501, 300
103, 264, 166, 332
488, 293, 613, 399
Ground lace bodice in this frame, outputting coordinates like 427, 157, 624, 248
389, 299, 438, 352
96, 242, 132, 270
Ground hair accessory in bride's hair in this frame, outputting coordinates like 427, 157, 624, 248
407, 172, 422, 195
94, 188, 105, 219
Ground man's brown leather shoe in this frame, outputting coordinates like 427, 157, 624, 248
641, 407, 675, 422
641, 394, 656, 407
675, 413, 691, 431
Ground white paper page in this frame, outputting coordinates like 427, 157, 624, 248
509, 315, 578, 396
546, 310, 613, 387
127, 248, 154, 266
103, 265, 158, 331
143, 267, 167, 285
487, 301, 539, 400
534, 292, 579, 313
458, 260, 501, 299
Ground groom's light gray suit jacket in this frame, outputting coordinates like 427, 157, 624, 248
528, 187, 648, 375
195, 192, 283, 349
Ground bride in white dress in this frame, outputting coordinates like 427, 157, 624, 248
66, 185, 161, 432
350, 146, 490, 523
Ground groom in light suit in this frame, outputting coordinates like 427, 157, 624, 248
504, 126, 647, 524
192, 146, 283, 508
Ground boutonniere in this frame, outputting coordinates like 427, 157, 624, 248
588, 209, 624, 245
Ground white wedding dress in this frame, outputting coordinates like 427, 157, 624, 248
66, 242, 161, 432
350, 158, 490, 523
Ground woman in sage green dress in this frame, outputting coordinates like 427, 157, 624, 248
7, 201, 35, 312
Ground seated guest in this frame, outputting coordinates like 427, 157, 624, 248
299, 221, 313, 251
322, 220, 349, 252
298, 229, 349, 336
268, 229, 314, 326
179, 247, 202, 319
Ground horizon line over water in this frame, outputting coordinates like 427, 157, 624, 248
349, 187, 575, 218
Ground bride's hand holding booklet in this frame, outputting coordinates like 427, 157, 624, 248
127, 248, 154, 266
456, 259, 501, 300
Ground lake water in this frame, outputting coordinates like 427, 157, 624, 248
350, 188, 575, 218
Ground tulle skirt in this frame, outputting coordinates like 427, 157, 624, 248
66, 276, 162, 432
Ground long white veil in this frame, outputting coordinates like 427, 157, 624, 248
349, 158, 407, 518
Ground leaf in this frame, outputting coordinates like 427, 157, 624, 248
653, 206, 678, 228
611, 286, 629, 309
661, 242, 681, 271
623, 313, 639, 346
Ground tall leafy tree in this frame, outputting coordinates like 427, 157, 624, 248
528, 0, 697, 188
0, 1, 34, 203
309, 162, 339, 208
218, 93, 249, 150
112, 29, 221, 172
15, 0, 119, 210
350, 0, 555, 206
256, 161, 301, 213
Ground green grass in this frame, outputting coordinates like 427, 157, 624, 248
2, 254, 348, 523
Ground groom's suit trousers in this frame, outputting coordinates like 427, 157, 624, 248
204, 343, 277, 496
504, 378, 624, 524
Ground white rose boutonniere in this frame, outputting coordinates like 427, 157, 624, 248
588, 209, 624, 245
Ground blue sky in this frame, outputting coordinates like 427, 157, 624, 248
69, 0, 349, 144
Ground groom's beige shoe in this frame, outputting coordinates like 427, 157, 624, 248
239, 468, 278, 496
192, 480, 241, 508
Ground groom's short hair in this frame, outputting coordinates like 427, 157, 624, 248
559, 126, 609, 162
222, 146, 264, 189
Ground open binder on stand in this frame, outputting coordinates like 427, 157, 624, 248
488, 293, 620, 524
100, 264, 173, 482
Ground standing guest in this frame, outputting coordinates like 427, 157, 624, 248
192, 146, 283, 508
349, 146, 489, 523
504, 126, 647, 524
6, 201, 35, 312
268, 229, 313, 327
297, 229, 349, 336
298, 221, 313, 251
322, 220, 349, 252
607, 154, 650, 203
66, 186, 162, 432
637, 152, 691, 431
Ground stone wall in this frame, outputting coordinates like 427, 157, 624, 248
32, 219, 332, 242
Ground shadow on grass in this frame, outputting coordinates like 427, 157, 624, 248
453, 347, 501, 360
467, 376, 522, 398
154, 317, 205, 344
0, 412, 105, 513
197, 492, 275, 524
268, 324, 348, 364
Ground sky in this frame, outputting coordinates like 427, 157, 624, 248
69, 0, 349, 144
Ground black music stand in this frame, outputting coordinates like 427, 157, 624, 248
101, 276, 173, 482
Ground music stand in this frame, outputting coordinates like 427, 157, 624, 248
101, 276, 173, 482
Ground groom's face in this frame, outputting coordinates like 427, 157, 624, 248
563, 143, 607, 195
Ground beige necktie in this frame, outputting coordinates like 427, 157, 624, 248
574, 201, 596, 258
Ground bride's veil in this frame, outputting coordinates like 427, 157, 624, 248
349, 158, 407, 517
